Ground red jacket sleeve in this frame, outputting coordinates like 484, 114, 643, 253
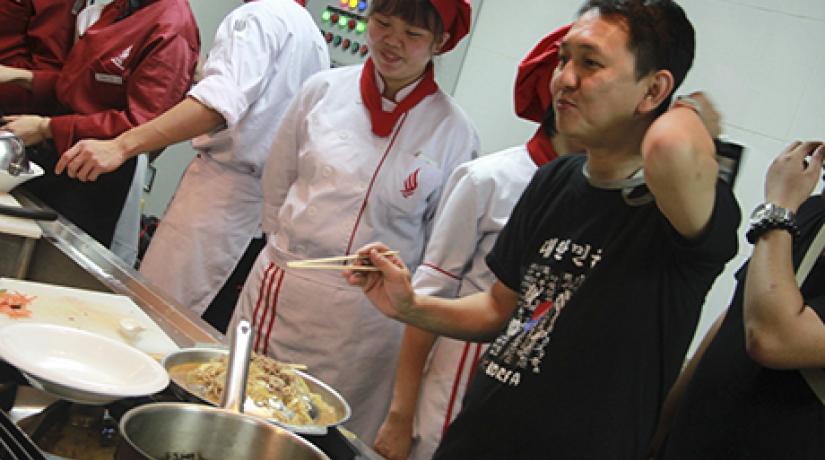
49, 34, 197, 153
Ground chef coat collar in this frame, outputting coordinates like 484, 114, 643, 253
360, 58, 438, 137
373, 66, 425, 111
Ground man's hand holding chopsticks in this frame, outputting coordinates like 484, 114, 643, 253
344, 242, 415, 321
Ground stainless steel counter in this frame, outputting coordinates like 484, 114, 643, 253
0, 190, 383, 460
0, 190, 222, 347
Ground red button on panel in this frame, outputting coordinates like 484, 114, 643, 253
330, 13, 340, 24
342, 38, 351, 50
324, 32, 334, 43
348, 19, 357, 30
359, 44, 368, 56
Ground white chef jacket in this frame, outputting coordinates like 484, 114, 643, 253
139, 0, 329, 315
408, 146, 539, 460
231, 64, 479, 443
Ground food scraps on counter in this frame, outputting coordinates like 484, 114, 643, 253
0, 289, 34, 318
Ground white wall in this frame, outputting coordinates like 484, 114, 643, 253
451, 0, 825, 355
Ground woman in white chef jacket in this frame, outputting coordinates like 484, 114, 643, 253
56, 0, 330, 327
228, 0, 478, 443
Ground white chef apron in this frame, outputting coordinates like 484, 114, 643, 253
139, 154, 261, 314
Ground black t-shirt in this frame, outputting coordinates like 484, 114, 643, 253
661, 196, 825, 460
434, 155, 741, 460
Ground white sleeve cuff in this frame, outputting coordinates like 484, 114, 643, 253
188, 74, 249, 127
412, 264, 462, 298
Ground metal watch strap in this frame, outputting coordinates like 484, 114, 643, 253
746, 203, 800, 244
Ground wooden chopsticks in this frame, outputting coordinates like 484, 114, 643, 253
286, 251, 399, 271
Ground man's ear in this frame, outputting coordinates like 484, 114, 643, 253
638, 70, 675, 114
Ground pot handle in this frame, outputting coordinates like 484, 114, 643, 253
221, 319, 253, 413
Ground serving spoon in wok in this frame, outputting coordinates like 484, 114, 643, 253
117, 320, 330, 460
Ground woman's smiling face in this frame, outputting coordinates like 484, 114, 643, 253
367, 12, 447, 96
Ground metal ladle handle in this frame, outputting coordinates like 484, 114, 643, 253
221, 319, 253, 413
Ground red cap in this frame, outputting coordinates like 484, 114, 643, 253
514, 23, 572, 123
430, 0, 471, 54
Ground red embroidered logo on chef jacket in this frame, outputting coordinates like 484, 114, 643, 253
110, 46, 133, 70
401, 168, 420, 198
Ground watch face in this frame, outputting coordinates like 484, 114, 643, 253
749, 203, 773, 225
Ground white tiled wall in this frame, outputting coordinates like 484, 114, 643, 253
452, 0, 825, 355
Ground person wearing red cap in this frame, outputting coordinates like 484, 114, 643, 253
347, 0, 741, 457
0, 0, 75, 115
0, 0, 199, 247
224, 0, 478, 443
372, 24, 577, 460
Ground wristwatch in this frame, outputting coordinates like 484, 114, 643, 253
745, 202, 799, 244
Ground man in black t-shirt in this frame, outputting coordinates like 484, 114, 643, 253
657, 141, 825, 460
346, 1, 741, 458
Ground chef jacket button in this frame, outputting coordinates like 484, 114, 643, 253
307, 206, 317, 216
338, 131, 349, 140
321, 166, 333, 177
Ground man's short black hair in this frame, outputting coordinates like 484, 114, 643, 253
578, 0, 695, 116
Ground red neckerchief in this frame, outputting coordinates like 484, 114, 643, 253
360, 58, 438, 137
526, 127, 558, 166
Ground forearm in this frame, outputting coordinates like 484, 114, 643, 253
1, 67, 33, 90
387, 326, 437, 420
115, 97, 225, 159
403, 285, 515, 342
743, 229, 810, 366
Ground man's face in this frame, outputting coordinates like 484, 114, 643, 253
550, 9, 653, 148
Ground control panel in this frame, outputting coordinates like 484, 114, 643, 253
305, 0, 371, 67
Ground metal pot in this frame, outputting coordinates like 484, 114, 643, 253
0, 131, 29, 176
116, 320, 329, 460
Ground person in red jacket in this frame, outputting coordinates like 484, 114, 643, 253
0, 0, 199, 246
0, 0, 76, 114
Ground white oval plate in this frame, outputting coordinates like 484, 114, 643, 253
0, 162, 44, 193
0, 323, 169, 404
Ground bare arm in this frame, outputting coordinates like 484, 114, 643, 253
744, 141, 825, 369
0, 65, 33, 90
642, 94, 719, 239
345, 243, 519, 341
55, 97, 224, 181
374, 326, 436, 459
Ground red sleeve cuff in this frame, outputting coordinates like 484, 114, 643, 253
48, 115, 75, 154
29, 69, 59, 108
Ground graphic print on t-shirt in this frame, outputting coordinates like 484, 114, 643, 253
483, 236, 603, 386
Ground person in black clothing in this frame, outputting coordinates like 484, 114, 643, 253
346, 0, 741, 458
656, 141, 825, 460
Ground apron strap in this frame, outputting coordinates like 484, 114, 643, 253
796, 223, 825, 405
